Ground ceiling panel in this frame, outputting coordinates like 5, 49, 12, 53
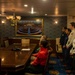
0, 0, 75, 16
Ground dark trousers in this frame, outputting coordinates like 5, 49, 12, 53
72, 54, 75, 74
65, 46, 72, 67
62, 47, 67, 63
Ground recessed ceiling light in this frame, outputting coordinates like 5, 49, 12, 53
55, 6, 58, 15
30, 7, 37, 14
24, 4, 28, 7
42, 0, 47, 1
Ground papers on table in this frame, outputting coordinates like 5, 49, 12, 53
21, 48, 30, 51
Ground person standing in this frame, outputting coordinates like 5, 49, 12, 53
63, 28, 71, 63
66, 22, 75, 67
60, 27, 67, 46
70, 39, 75, 74
60, 27, 67, 60
25, 40, 48, 74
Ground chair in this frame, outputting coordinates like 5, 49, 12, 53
4, 40, 9, 47
25, 50, 51, 75
21, 39, 30, 47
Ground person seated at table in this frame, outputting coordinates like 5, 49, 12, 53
35, 35, 47, 52
25, 40, 48, 74
38, 35, 53, 52
31, 35, 53, 61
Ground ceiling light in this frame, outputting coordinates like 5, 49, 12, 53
24, 4, 28, 7
1, 20, 5, 24
30, 7, 37, 14
2, 58, 5, 62
6, 13, 21, 26
6, 15, 21, 20
42, 0, 47, 1
55, 21, 58, 24
31, 7, 34, 14
55, 6, 58, 15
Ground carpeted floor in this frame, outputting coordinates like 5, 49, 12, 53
47, 53, 73, 75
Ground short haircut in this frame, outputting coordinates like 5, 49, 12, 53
40, 40, 48, 48
63, 27, 67, 29
67, 28, 71, 32
70, 22, 75, 28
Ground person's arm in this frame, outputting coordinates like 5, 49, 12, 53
32, 53, 38, 57
63, 36, 68, 48
30, 53, 41, 65
66, 32, 75, 48
31, 51, 47, 65
30, 58, 38, 65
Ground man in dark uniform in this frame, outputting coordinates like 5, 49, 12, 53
60, 27, 67, 60
60, 27, 67, 46
62, 28, 71, 63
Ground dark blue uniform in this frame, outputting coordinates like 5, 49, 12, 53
63, 34, 68, 62
60, 32, 66, 46
60, 32, 67, 62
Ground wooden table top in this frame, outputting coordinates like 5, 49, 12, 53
0, 44, 36, 72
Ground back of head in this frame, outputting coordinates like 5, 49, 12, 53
70, 22, 75, 28
62, 27, 67, 32
40, 40, 48, 48
43, 35, 47, 40
40, 35, 47, 42
67, 28, 71, 33
64, 27, 67, 30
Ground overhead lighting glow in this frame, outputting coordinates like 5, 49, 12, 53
45, 14, 47, 16
2, 58, 5, 62
42, 0, 47, 1
55, 21, 58, 24
55, 5, 58, 15
31, 7, 34, 14
31, 7, 36, 14
30, 7, 37, 14
24, 4, 28, 7
36, 19, 40, 22
1, 20, 5, 24
6, 13, 21, 26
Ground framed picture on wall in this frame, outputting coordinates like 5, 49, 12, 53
15, 18, 43, 36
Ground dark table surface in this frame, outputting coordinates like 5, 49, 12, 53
0, 44, 36, 72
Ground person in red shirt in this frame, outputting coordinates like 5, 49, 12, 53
25, 40, 48, 74
34, 35, 47, 53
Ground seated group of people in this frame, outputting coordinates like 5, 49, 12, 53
25, 35, 53, 74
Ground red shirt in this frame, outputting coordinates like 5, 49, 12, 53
32, 47, 48, 66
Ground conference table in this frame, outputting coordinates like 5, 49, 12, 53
0, 44, 37, 73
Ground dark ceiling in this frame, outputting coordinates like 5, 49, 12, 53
0, 0, 75, 16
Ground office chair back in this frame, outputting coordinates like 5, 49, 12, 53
21, 39, 30, 47
4, 40, 9, 47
